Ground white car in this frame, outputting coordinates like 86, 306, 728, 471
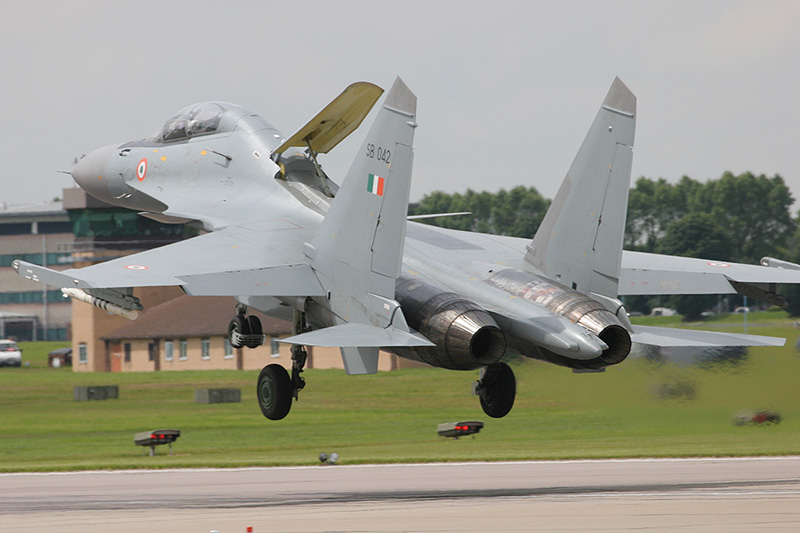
0, 340, 22, 367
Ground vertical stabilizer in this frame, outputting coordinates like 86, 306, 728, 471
304, 78, 419, 372
525, 77, 636, 298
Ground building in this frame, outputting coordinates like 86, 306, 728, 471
1, 187, 192, 341
82, 295, 404, 373
0, 199, 74, 340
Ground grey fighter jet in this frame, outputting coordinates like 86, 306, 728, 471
15, 77, 800, 420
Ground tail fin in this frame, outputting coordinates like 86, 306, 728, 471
309, 77, 417, 302
525, 77, 636, 299
298, 77, 427, 373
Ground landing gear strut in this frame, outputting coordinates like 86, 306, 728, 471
255, 308, 309, 421
228, 304, 265, 349
474, 362, 516, 418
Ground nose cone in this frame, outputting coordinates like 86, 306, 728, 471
71, 144, 120, 202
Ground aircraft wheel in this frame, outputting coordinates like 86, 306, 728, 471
257, 364, 292, 420
479, 362, 516, 418
229, 316, 249, 349
246, 315, 263, 348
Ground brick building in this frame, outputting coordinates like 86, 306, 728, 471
75, 294, 404, 373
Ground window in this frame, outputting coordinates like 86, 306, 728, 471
201, 338, 210, 360
78, 343, 88, 364
271, 338, 281, 358
0, 223, 31, 236
179, 339, 188, 361
68, 208, 184, 239
224, 339, 233, 359
164, 340, 174, 362
124, 343, 131, 362
37, 221, 73, 234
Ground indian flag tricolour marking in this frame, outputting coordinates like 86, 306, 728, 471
367, 173, 385, 196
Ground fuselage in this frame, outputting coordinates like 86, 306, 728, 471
70, 102, 630, 371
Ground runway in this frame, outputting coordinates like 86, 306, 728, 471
2, 457, 799, 532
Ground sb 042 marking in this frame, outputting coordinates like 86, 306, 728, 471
365, 143, 391, 164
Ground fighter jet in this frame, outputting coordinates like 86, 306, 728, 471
14, 77, 800, 420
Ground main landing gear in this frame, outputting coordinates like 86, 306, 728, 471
474, 362, 516, 418
251, 308, 308, 421
228, 304, 266, 349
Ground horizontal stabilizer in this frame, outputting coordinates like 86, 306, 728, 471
632, 325, 785, 348
281, 323, 434, 348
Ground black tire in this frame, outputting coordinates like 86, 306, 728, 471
479, 362, 516, 418
246, 315, 263, 348
257, 364, 292, 420
228, 316, 249, 349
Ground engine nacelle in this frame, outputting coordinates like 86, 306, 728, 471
487, 269, 631, 370
394, 275, 507, 370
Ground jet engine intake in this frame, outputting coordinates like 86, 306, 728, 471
394, 276, 506, 370
487, 269, 631, 369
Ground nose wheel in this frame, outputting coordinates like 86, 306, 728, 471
474, 362, 516, 418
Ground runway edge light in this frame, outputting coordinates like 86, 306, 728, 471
437, 421, 484, 439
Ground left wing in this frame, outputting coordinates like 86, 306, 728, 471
632, 325, 784, 348
618, 251, 800, 306
14, 218, 325, 297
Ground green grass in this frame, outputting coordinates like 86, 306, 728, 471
1, 312, 799, 472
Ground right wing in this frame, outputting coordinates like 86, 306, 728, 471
14, 218, 325, 297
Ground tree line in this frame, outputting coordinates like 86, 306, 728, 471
408, 171, 800, 318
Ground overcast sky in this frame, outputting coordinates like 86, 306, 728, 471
2, 0, 799, 210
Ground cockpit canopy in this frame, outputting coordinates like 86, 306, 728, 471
141, 101, 282, 152
147, 102, 233, 143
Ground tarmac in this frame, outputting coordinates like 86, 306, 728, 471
2, 456, 799, 532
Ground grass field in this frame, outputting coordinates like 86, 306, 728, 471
1, 314, 798, 472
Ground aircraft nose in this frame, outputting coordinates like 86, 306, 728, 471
71, 144, 120, 202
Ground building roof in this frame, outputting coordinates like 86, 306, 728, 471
0, 200, 66, 219
102, 295, 291, 340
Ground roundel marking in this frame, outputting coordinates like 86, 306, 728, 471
125, 265, 149, 270
136, 158, 148, 181
706, 262, 730, 268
